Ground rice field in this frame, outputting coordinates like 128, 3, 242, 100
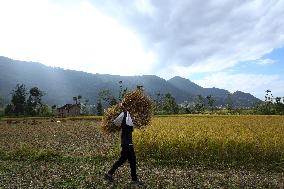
0, 115, 284, 188
134, 115, 284, 164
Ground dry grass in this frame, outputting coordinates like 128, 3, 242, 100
0, 119, 116, 157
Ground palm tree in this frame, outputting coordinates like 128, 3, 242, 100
78, 95, 82, 104
73, 96, 78, 104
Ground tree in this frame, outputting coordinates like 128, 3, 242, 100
265, 89, 273, 103
109, 97, 117, 106
274, 97, 284, 115
118, 81, 128, 102
78, 95, 82, 103
26, 87, 44, 116
253, 90, 278, 115
80, 98, 90, 115
11, 84, 27, 115
98, 89, 117, 107
38, 104, 52, 116
195, 95, 205, 113
51, 105, 57, 115
153, 92, 163, 114
0, 95, 4, 108
97, 100, 103, 116
162, 93, 179, 114
73, 95, 83, 105
206, 95, 215, 112
261, 90, 274, 114
225, 93, 233, 112
73, 96, 78, 104
4, 104, 14, 116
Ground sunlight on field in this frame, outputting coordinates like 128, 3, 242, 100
1, 115, 284, 165
1, 115, 284, 188
134, 115, 284, 164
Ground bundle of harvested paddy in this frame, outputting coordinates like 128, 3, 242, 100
102, 89, 152, 133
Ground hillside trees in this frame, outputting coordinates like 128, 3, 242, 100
0, 94, 4, 116
206, 95, 215, 112
195, 95, 205, 113
0, 95, 4, 107
225, 93, 233, 112
118, 80, 128, 101
26, 87, 44, 116
98, 89, 117, 107
11, 84, 27, 115
96, 100, 103, 116
163, 93, 179, 114
96, 81, 129, 115
4, 84, 48, 116
254, 90, 284, 115
153, 92, 179, 114
73, 95, 82, 104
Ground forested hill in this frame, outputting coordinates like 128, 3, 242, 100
0, 56, 261, 107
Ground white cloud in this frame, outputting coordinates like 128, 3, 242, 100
193, 72, 284, 99
1, 0, 284, 97
0, 0, 156, 75
255, 58, 276, 65
91, 0, 284, 78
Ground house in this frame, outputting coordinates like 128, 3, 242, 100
56, 104, 80, 117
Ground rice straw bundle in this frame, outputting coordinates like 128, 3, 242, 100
102, 89, 152, 133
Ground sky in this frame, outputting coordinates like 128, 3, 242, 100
0, 0, 284, 99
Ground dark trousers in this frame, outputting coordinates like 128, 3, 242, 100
108, 144, 137, 181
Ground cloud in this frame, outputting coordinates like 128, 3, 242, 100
193, 72, 284, 99
255, 58, 276, 65
1, 0, 284, 89
91, 0, 284, 78
0, 0, 156, 76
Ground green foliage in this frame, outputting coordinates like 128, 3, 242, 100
98, 81, 128, 110
162, 93, 179, 114
73, 95, 83, 104
4, 104, 14, 116
5, 84, 50, 116
0, 95, 4, 117
11, 84, 27, 115
206, 95, 215, 111
0, 95, 4, 108
118, 80, 128, 101
194, 95, 205, 113
98, 89, 117, 107
26, 87, 44, 116
225, 93, 233, 112
153, 92, 179, 114
96, 101, 103, 116
38, 104, 53, 116
253, 90, 284, 115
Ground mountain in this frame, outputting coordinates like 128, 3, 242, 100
0, 56, 261, 107
168, 76, 261, 106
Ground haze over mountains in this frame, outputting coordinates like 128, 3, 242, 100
0, 56, 261, 107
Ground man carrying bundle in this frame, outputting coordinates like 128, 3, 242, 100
104, 102, 144, 186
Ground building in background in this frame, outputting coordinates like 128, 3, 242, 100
56, 104, 80, 117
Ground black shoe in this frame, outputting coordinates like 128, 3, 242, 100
131, 178, 144, 186
104, 173, 114, 182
